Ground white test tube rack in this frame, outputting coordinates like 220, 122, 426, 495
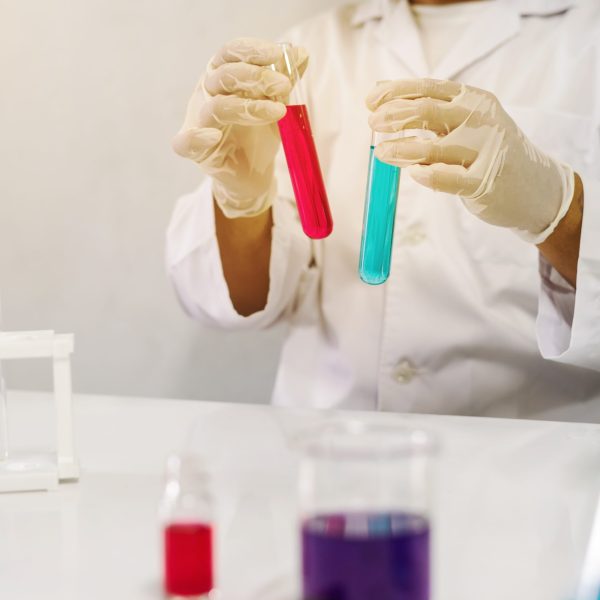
0, 331, 79, 493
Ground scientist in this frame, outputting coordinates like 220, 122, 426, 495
167, 0, 600, 419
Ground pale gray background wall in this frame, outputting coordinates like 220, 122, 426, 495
0, 0, 347, 401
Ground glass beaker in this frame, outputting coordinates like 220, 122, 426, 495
274, 42, 333, 240
359, 131, 402, 285
297, 421, 437, 600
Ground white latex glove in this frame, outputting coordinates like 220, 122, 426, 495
367, 79, 575, 243
173, 38, 308, 218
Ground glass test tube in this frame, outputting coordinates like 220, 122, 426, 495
297, 422, 437, 600
275, 43, 333, 239
359, 131, 401, 285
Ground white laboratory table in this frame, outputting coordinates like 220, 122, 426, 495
1, 391, 599, 600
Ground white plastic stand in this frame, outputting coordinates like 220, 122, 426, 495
0, 331, 79, 493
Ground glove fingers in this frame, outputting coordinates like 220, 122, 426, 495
202, 95, 286, 127
408, 163, 480, 196
366, 78, 463, 110
369, 97, 469, 135
211, 37, 282, 68
375, 137, 478, 168
204, 62, 291, 100
211, 37, 309, 78
172, 127, 223, 162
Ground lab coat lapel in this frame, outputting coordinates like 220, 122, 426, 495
431, 2, 521, 80
374, 0, 429, 78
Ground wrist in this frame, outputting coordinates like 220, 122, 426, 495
536, 171, 583, 287
214, 197, 273, 249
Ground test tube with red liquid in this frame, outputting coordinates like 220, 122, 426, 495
159, 455, 214, 598
275, 43, 333, 239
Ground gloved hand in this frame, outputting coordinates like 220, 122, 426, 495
173, 38, 308, 218
366, 79, 575, 243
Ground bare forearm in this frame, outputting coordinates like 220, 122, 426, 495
214, 199, 272, 316
537, 172, 584, 288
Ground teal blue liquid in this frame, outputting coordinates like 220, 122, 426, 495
359, 146, 401, 285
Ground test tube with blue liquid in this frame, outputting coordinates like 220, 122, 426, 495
297, 422, 437, 600
359, 131, 402, 285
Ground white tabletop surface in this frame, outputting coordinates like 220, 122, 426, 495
1, 391, 599, 600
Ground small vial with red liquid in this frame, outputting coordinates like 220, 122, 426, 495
274, 43, 333, 239
159, 454, 214, 599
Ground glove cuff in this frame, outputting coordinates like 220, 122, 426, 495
212, 177, 276, 219
513, 161, 575, 245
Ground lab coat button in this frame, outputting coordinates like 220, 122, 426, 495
399, 225, 426, 246
393, 360, 418, 384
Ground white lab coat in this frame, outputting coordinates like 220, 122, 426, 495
167, 0, 600, 420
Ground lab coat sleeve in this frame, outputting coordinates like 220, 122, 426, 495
165, 176, 313, 330
537, 174, 600, 370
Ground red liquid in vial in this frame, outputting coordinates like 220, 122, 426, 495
277, 104, 333, 239
164, 522, 213, 597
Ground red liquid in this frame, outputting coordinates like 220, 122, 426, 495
164, 522, 213, 597
277, 105, 333, 239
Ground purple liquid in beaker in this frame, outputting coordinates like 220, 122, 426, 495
302, 512, 430, 600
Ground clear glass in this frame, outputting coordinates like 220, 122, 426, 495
359, 131, 402, 285
274, 42, 333, 240
0, 361, 8, 462
297, 421, 437, 600
0, 295, 8, 462
159, 454, 214, 599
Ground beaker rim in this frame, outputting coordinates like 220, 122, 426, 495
291, 420, 438, 460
